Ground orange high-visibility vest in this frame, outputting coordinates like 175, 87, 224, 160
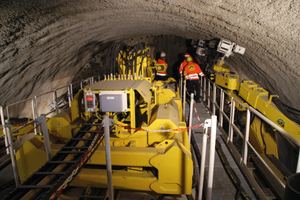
156, 58, 168, 76
184, 62, 204, 80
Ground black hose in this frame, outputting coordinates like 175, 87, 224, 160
215, 139, 253, 200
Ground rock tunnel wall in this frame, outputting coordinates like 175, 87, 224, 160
0, 0, 299, 117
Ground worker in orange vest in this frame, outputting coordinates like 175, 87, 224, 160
155, 52, 168, 80
183, 56, 204, 103
179, 53, 190, 75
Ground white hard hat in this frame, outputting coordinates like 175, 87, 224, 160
160, 52, 166, 58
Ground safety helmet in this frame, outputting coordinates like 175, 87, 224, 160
160, 52, 166, 58
184, 53, 190, 58
186, 56, 193, 62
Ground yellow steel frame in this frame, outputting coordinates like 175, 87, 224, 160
211, 66, 300, 157
14, 43, 193, 195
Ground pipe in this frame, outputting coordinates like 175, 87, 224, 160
103, 115, 114, 200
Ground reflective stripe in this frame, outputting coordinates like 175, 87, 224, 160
199, 72, 204, 76
186, 73, 199, 80
157, 73, 167, 76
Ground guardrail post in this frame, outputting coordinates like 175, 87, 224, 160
70, 84, 73, 101
213, 84, 216, 115
183, 80, 187, 118
198, 119, 210, 200
200, 76, 203, 97
297, 148, 300, 173
188, 93, 194, 145
53, 89, 57, 115
31, 99, 37, 135
180, 75, 183, 100
219, 89, 224, 127
35, 96, 41, 134
68, 85, 72, 108
207, 81, 211, 109
206, 115, 217, 200
242, 108, 251, 165
5, 119, 20, 186
40, 115, 52, 161
6, 106, 10, 121
228, 97, 235, 142
1, 106, 9, 154
103, 115, 114, 200
203, 77, 207, 102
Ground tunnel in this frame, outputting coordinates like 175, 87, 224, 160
0, 0, 299, 120
1, 1, 300, 199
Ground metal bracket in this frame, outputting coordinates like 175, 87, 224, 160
203, 119, 212, 130
102, 118, 115, 127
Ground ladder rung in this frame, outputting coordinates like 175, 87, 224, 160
57, 151, 86, 154
34, 172, 66, 175
47, 161, 77, 164
18, 185, 52, 189
79, 196, 106, 199
71, 138, 93, 141
62, 146, 89, 150
78, 130, 99, 133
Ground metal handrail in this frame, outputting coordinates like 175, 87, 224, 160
199, 75, 300, 178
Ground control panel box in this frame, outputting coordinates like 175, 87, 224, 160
84, 91, 96, 112
99, 91, 127, 112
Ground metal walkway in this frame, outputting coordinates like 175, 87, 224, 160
186, 100, 257, 200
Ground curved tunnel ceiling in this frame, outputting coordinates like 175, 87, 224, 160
0, 0, 299, 117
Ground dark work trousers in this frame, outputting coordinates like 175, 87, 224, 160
188, 79, 200, 101
155, 74, 168, 81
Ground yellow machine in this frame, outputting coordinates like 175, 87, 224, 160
211, 62, 300, 159
11, 42, 193, 199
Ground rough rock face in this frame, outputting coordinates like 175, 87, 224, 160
0, 0, 299, 117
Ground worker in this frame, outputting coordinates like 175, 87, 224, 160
183, 56, 204, 103
179, 53, 190, 75
155, 52, 168, 80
